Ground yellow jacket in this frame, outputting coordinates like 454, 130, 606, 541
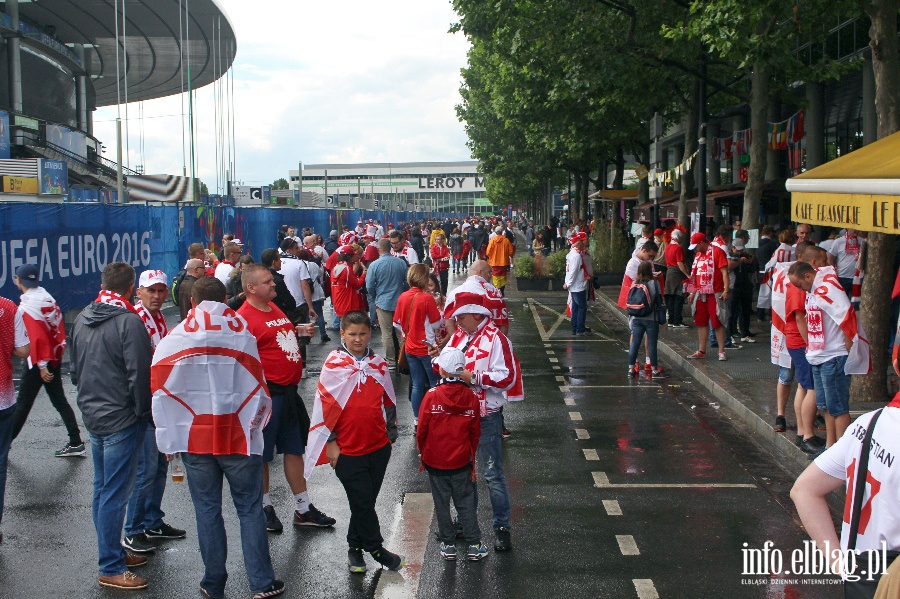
486, 234, 514, 268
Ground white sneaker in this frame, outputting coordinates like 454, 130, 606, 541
718, 352, 727, 361
741, 336, 756, 343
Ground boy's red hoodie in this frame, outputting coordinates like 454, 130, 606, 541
416, 378, 481, 474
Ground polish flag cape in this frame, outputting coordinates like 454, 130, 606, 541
445, 320, 519, 413
18, 287, 66, 368
810, 266, 870, 375
151, 301, 272, 456
565, 248, 591, 318
758, 243, 795, 309
305, 349, 396, 479
769, 262, 794, 368
616, 256, 641, 309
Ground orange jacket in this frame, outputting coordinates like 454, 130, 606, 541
486, 235, 514, 268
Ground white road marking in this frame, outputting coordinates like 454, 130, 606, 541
602, 500, 622, 516
592, 471, 756, 489
567, 385, 660, 389
559, 385, 569, 392
569, 411, 582, 421
592, 472, 611, 486
548, 358, 559, 363
555, 376, 566, 382
564, 397, 576, 406
546, 350, 555, 355
633, 579, 660, 599
582, 448, 599, 461
374, 493, 434, 599
552, 366, 561, 370
575, 428, 590, 440
616, 535, 640, 556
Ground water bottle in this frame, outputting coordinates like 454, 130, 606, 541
170, 453, 185, 483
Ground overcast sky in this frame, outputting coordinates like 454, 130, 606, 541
92, 0, 472, 193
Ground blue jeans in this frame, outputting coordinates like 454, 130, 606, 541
570, 290, 587, 334
811, 354, 850, 418
628, 319, 659, 369
90, 422, 145, 576
0, 405, 14, 528
474, 411, 511, 529
407, 353, 439, 419
313, 299, 326, 337
124, 423, 168, 536
182, 453, 274, 596
331, 299, 341, 329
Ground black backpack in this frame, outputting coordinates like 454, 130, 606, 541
170, 268, 187, 306
626, 283, 654, 317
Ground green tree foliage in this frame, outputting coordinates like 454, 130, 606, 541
271, 178, 289, 190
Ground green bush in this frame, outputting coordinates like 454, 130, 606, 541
513, 253, 551, 278
545, 249, 568, 279
591, 231, 631, 273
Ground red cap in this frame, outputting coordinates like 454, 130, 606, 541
338, 245, 356, 255
571, 231, 588, 244
688, 232, 707, 250
654, 228, 663, 236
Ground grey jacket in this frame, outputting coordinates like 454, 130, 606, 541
71, 302, 152, 435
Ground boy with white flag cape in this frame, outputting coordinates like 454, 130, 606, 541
150, 279, 284, 599
788, 263, 870, 446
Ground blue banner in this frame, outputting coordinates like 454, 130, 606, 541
0, 204, 464, 312
38, 159, 68, 195
0, 111, 9, 160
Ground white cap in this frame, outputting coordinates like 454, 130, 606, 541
732, 238, 745, 250
138, 269, 168, 288
437, 347, 466, 376
232, 238, 244, 246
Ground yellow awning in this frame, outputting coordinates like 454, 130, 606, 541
590, 189, 639, 201
787, 131, 900, 233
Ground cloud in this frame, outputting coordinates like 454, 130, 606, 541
92, 0, 472, 190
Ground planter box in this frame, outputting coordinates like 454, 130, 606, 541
593, 272, 625, 286
515, 277, 553, 291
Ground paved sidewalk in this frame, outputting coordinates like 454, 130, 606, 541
592, 285, 885, 476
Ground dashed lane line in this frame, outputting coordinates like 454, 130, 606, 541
582, 448, 599, 461
374, 493, 434, 599
564, 397, 576, 406
633, 579, 660, 599
575, 428, 590, 440
602, 500, 622, 516
546, 350, 555, 355
555, 376, 566, 382
592, 471, 756, 489
568, 412, 582, 421
616, 535, 640, 556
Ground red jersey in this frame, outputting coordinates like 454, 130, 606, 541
363, 244, 380, 265
330, 262, 365, 317
332, 367, 393, 457
325, 250, 340, 273
237, 301, 302, 385
393, 289, 441, 356
416, 380, 480, 472
665, 243, 685, 268
784, 284, 807, 350
430, 244, 450, 273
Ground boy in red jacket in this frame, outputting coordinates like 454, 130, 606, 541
416, 347, 485, 562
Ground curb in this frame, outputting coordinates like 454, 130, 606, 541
593, 291, 816, 479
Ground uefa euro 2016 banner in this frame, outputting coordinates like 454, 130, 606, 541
0, 203, 460, 312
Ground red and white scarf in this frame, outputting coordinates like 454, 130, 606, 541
769, 263, 793, 368
135, 301, 169, 351
19, 287, 66, 367
151, 301, 272, 456
686, 248, 716, 295
445, 320, 519, 414
95, 289, 138, 314
807, 266, 870, 374
305, 349, 396, 479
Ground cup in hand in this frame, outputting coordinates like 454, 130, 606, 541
297, 323, 315, 337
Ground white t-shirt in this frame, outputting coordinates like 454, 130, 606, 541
214, 262, 235, 286
304, 260, 325, 302
565, 249, 587, 292
815, 405, 900, 554
819, 238, 835, 254
278, 257, 313, 306
805, 288, 849, 365
828, 236, 865, 278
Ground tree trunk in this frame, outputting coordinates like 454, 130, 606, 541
742, 64, 769, 231
853, 0, 900, 402
679, 82, 699, 229
613, 147, 625, 189
573, 172, 583, 222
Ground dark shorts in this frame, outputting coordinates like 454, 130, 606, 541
787, 347, 814, 391
262, 393, 307, 462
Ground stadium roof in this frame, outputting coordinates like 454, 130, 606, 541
19, 0, 235, 107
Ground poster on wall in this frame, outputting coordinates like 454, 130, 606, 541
38, 159, 68, 195
44, 124, 87, 160
0, 111, 10, 160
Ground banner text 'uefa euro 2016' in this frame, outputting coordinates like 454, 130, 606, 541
0, 232, 151, 288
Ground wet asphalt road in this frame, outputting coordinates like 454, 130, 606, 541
0, 271, 843, 598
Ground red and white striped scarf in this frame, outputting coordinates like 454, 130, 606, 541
135, 301, 169, 351
95, 290, 138, 314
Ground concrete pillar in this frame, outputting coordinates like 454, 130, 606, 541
7, 0, 22, 115
74, 44, 89, 132
732, 115, 744, 184
805, 82, 824, 169
707, 121, 721, 188
765, 103, 780, 182
671, 145, 683, 193
863, 53, 877, 145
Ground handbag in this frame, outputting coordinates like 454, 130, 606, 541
844, 409, 900, 599
396, 292, 418, 376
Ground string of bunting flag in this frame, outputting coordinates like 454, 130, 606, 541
713, 109, 806, 160
650, 150, 699, 185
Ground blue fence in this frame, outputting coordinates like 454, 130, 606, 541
0, 203, 462, 312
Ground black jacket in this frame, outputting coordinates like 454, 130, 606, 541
270, 267, 298, 321
71, 302, 152, 435
178, 275, 198, 320
324, 237, 339, 255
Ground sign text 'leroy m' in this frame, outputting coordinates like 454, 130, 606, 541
418, 176, 485, 189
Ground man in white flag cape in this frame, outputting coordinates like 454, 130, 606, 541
305, 310, 403, 573
789, 263, 869, 445
150, 278, 283, 598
